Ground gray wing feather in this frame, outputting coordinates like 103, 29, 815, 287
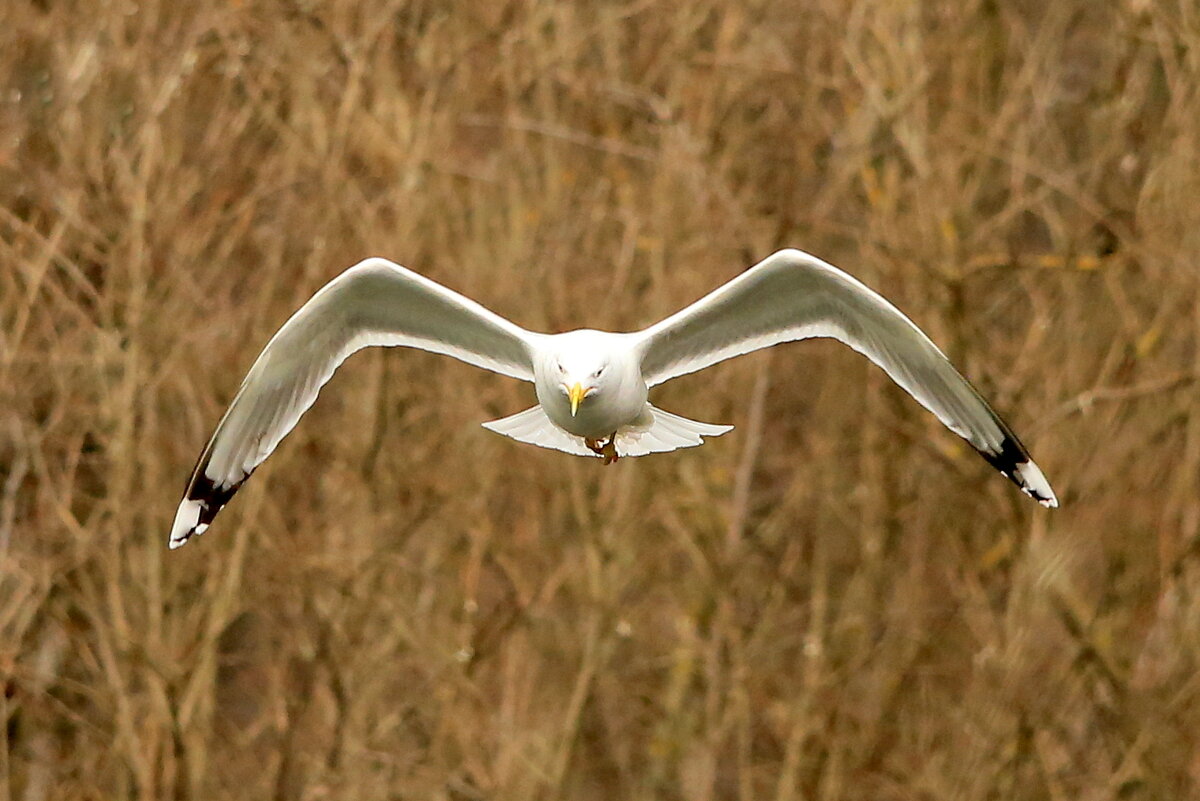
169, 259, 535, 548
635, 249, 1057, 507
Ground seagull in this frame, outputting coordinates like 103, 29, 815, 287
169, 248, 1057, 549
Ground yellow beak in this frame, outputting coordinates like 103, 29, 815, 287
568, 383, 587, 417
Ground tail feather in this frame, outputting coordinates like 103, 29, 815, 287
481, 406, 596, 456
616, 405, 732, 456
482, 404, 732, 458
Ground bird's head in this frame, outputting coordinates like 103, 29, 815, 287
553, 353, 611, 417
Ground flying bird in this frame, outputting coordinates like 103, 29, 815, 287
169, 248, 1057, 548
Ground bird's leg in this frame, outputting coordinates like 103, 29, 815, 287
584, 433, 620, 465
600, 433, 619, 465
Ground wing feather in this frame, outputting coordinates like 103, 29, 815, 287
635, 249, 1057, 507
169, 258, 536, 548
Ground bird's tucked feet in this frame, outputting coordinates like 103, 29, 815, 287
585, 433, 620, 465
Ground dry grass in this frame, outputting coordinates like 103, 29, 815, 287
2, 0, 1199, 798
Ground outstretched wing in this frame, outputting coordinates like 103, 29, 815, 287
169, 258, 536, 548
634, 248, 1057, 507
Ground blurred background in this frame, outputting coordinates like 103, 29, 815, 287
1, 0, 1198, 798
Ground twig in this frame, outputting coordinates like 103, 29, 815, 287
726, 356, 771, 554
1039, 372, 1198, 431
458, 114, 658, 162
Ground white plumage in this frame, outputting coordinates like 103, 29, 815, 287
169, 248, 1057, 549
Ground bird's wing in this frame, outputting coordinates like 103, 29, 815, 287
634, 248, 1057, 507
169, 258, 537, 548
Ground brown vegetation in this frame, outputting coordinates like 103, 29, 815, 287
2, 0, 1199, 798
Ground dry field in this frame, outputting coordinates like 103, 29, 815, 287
2, 0, 1199, 798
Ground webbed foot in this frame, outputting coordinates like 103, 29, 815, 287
585, 433, 620, 465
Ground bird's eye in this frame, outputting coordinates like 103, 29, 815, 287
556, 361, 565, 373
593, 366, 605, 378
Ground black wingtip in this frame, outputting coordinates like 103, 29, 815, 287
168, 471, 247, 549
979, 436, 1058, 508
